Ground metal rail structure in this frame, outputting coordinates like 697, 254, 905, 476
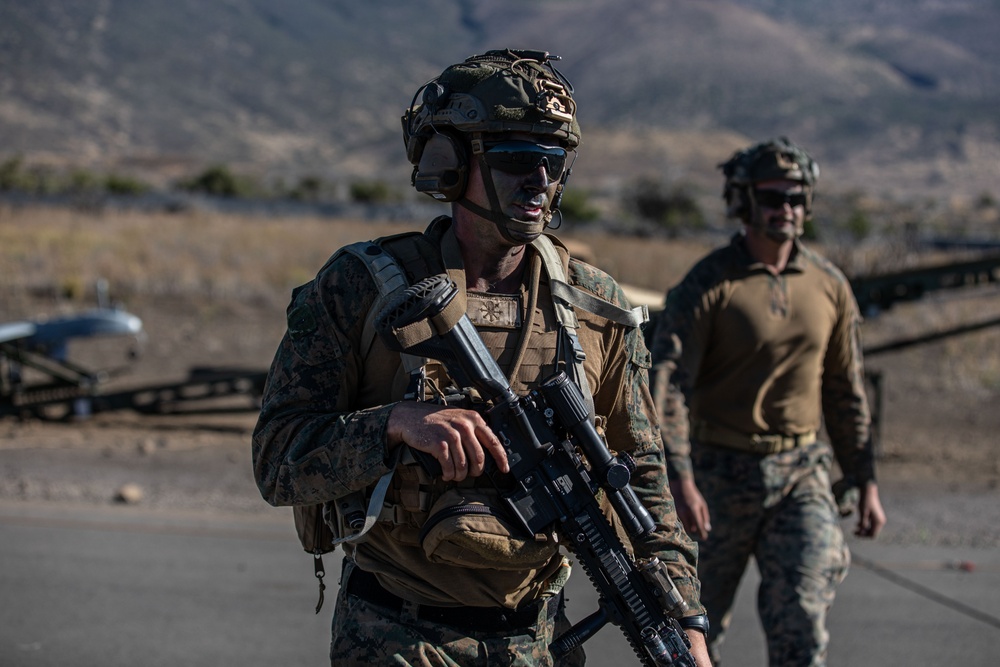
854, 251, 1000, 456
91, 366, 268, 416
1, 305, 266, 420
851, 252, 1000, 315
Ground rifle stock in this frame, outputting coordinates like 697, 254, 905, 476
375, 275, 696, 666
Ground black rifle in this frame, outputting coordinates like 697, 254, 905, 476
375, 274, 696, 667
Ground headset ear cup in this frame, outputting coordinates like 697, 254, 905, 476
412, 133, 468, 202
405, 132, 426, 166
724, 185, 749, 219
734, 189, 750, 219
804, 187, 815, 220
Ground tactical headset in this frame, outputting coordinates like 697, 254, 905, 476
410, 130, 469, 202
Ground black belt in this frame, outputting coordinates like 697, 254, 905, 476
344, 566, 554, 633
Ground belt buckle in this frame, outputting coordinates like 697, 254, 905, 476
749, 433, 782, 455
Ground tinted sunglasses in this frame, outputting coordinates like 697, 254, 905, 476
483, 141, 569, 180
753, 189, 808, 209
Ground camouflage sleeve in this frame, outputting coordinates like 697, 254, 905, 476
592, 289, 704, 615
567, 260, 703, 612
251, 252, 397, 507
821, 283, 876, 484
649, 270, 712, 482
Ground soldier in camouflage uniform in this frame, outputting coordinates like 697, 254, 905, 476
649, 138, 887, 667
253, 49, 712, 666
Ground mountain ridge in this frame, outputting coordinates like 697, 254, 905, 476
1, 0, 998, 204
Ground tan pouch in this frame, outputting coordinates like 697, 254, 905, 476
292, 489, 371, 555
418, 487, 558, 570
293, 502, 335, 554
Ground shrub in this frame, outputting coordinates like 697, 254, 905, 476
67, 168, 102, 193
105, 174, 150, 196
1, 158, 151, 197
0, 155, 27, 191
0, 157, 60, 194
845, 209, 872, 241
178, 165, 257, 198
625, 178, 705, 235
349, 180, 395, 204
801, 216, 819, 240
558, 189, 600, 223
287, 175, 323, 202
975, 191, 996, 210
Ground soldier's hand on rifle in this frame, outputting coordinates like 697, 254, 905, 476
669, 477, 712, 541
387, 401, 509, 482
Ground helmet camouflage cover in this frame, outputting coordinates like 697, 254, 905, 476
402, 48, 581, 166
719, 136, 820, 219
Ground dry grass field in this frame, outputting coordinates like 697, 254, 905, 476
0, 205, 718, 308
1, 204, 998, 547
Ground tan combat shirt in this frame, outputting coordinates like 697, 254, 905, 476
651, 233, 875, 484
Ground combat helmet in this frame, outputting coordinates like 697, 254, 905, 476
719, 136, 820, 221
401, 49, 580, 243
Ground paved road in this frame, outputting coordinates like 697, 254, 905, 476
2, 500, 999, 666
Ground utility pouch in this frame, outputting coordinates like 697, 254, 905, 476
292, 481, 393, 614
293, 503, 335, 555
418, 487, 558, 570
293, 502, 336, 614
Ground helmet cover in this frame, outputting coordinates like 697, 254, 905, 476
403, 48, 581, 166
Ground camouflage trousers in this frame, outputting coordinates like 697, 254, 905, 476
330, 560, 586, 666
692, 440, 850, 667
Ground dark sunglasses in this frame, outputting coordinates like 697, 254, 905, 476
753, 189, 808, 209
482, 141, 569, 180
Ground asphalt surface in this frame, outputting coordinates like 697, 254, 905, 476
2, 500, 999, 666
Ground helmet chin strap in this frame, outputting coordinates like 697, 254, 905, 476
455, 154, 549, 245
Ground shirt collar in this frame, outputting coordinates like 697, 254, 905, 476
731, 232, 807, 274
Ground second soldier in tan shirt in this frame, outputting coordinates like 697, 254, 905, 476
650, 137, 886, 667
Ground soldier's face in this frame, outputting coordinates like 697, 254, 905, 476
748, 179, 807, 243
465, 133, 564, 239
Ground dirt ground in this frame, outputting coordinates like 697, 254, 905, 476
2, 284, 999, 550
